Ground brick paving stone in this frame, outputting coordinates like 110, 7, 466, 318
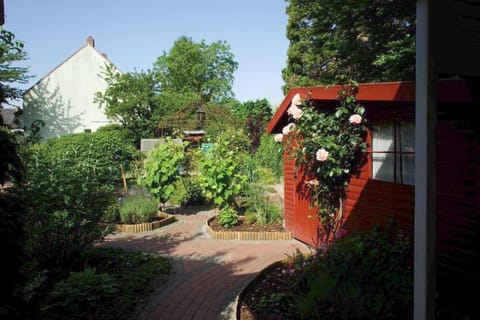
104, 208, 311, 320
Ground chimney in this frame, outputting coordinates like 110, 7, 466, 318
86, 36, 95, 47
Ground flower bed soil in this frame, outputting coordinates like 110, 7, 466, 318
208, 216, 285, 232
238, 261, 297, 320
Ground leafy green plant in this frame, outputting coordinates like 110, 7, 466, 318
28, 247, 170, 320
119, 195, 158, 224
244, 211, 257, 225
252, 133, 283, 182
217, 207, 238, 228
197, 138, 247, 208
102, 203, 120, 223
242, 184, 282, 225
258, 292, 292, 314
138, 138, 186, 210
45, 268, 119, 320
24, 208, 107, 274
28, 130, 138, 189
19, 130, 137, 272
292, 230, 413, 319
39, 247, 171, 320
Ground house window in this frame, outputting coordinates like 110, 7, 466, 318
371, 121, 415, 185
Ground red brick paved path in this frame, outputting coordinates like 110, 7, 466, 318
104, 208, 311, 320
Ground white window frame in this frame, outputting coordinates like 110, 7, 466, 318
371, 121, 415, 185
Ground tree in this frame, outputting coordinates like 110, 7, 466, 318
94, 64, 159, 145
232, 98, 273, 121
154, 36, 238, 109
0, 28, 30, 104
229, 99, 273, 153
282, 0, 415, 92
96, 37, 238, 142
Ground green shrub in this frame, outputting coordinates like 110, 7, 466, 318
183, 182, 206, 205
218, 207, 238, 228
168, 178, 206, 206
25, 209, 106, 273
102, 203, 121, 223
244, 211, 257, 225
293, 230, 413, 319
241, 135, 283, 185
137, 138, 185, 210
44, 268, 119, 320
198, 139, 247, 208
95, 124, 135, 145
252, 133, 283, 182
242, 184, 281, 225
32, 130, 138, 189
20, 130, 138, 272
119, 195, 158, 224
37, 247, 170, 320
82, 246, 170, 284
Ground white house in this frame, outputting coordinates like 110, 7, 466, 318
21, 36, 120, 139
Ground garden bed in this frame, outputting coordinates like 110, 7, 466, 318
114, 212, 176, 233
237, 260, 293, 320
206, 216, 291, 240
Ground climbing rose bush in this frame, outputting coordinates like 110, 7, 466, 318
278, 84, 368, 245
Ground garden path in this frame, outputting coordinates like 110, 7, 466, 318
103, 205, 311, 320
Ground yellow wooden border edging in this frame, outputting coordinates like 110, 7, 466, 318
114, 212, 176, 233
205, 216, 291, 240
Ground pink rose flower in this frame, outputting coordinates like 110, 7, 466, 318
291, 106, 303, 120
291, 93, 302, 107
287, 105, 296, 116
282, 123, 295, 135
274, 133, 284, 142
316, 148, 329, 162
349, 114, 362, 124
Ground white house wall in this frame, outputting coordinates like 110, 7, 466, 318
22, 41, 118, 139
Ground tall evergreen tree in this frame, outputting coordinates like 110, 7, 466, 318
282, 0, 415, 92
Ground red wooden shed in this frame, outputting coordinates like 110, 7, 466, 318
267, 80, 480, 288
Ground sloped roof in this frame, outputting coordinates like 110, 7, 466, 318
267, 80, 472, 134
24, 37, 122, 96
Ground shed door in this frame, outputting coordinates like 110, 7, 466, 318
293, 174, 322, 248
283, 155, 321, 248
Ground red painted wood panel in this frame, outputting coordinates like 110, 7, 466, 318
435, 114, 480, 297
283, 156, 296, 233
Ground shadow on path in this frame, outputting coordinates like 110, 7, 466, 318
103, 209, 311, 320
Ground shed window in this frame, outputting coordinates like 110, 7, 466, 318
371, 121, 415, 185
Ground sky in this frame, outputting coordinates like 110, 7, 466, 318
4, 0, 290, 107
